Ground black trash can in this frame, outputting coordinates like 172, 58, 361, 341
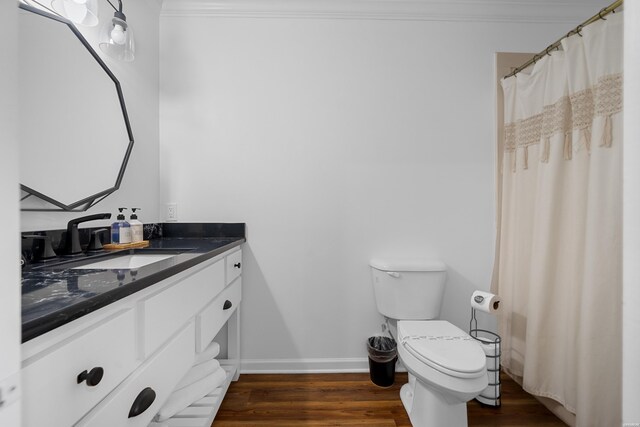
367, 336, 397, 387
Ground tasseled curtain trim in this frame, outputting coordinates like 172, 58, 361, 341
601, 115, 613, 147
564, 132, 573, 161
503, 73, 621, 172
540, 138, 550, 163
581, 128, 592, 154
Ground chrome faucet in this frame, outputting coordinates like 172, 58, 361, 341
63, 213, 112, 255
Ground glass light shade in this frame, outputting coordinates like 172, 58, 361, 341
99, 16, 135, 62
51, 0, 99, 27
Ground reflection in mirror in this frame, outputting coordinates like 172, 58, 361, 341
18, 3, 134, 211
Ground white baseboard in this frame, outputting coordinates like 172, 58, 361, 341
240, 357, 407, 374
240, 357, 369, 373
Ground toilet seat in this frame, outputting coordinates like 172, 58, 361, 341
398, 320, 486, 379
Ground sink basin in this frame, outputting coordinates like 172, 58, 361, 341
71, 254, 175, 270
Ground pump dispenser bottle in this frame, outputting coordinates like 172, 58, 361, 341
111, 208, 132, 244
129, 208, 143, 243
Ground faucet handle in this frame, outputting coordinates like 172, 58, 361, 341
87, 228, 109, 252
22, 235, 57, 260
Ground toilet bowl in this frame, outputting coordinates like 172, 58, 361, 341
370, 259, 487, 427
395, 320, 487, 426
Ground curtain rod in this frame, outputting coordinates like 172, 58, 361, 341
504, 0, 623, 79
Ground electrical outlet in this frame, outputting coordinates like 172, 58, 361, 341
167, 203, 177, 221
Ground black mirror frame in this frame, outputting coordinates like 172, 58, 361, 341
19, 2, 134, 212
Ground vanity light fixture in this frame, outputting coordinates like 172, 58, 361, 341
99, 0, 135, 62
51, 0, 99, 27
47, 0, 135, 62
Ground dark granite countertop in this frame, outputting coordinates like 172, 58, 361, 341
22, 225, 245, 343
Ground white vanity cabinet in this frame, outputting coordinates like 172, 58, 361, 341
21, 309, 138, 427
140, 259, 226, 358
76, 322, 196, 427
21, 246, 242, 427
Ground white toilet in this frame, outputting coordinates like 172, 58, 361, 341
370, 259, 487, 427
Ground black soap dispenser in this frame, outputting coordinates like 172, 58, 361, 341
111, 208, 132, 244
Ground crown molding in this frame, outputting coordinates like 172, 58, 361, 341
161, 0, 604, 23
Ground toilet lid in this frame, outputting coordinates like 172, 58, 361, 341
398, 321, 486, 378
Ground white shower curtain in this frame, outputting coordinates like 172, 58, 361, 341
495, 12, 622, 427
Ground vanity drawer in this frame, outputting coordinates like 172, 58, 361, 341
22, 309, 137, 427
140, 259, 225, 356
196, 278, 242, 352
226, 249, 242, 285
76, 322, 195, 427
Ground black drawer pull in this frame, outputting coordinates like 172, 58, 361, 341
77, 367, 104, 386
223, 300, 233, 310
128, 387, 156, 418
234, 262, 241, 269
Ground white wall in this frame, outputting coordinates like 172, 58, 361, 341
623, 2, 640, 425
160, 4, 590, 370
20, 0, 162, 232
0, 0, 21, 424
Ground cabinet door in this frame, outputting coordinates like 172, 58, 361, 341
22, 309, 137, 427
140, 259, 225, 357
76, 322, 195, 427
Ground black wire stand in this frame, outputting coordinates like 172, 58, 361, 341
469, 308, 501, 407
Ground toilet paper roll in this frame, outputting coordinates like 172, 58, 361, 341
486, 370, 500, 385
471, 291, 501, 314
479, 381, 501, 399
477, 377, 501, 405
486, 356, 500, 372
476, 394, 500, 406
476, 337, 498, 356
480, 375, 501, 399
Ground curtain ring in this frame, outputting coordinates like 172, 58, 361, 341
576, 24, 583, 37
599, 8, 607, 20
545, 46, 552, 56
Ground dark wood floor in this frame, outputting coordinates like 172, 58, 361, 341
213, 372, 565, 426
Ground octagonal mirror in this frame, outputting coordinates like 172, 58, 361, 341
18, 2, 134, 211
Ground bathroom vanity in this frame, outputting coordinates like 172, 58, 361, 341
20, 224, 245, 427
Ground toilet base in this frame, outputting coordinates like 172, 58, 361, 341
399, 376, 468, 427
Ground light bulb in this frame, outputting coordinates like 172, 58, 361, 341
99, 8, 135, 61
110, 24, 126, 45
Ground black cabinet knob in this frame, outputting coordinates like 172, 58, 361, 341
234, 262, 241, 269
77, 367, 104, 386
223, 300, 233, 310
128, 387, 156, 418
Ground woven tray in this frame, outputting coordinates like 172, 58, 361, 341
102, 240, 150, 250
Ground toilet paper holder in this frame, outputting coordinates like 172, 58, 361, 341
469, 307, 502, 407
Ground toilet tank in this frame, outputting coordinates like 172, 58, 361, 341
370, 259, 447, 320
